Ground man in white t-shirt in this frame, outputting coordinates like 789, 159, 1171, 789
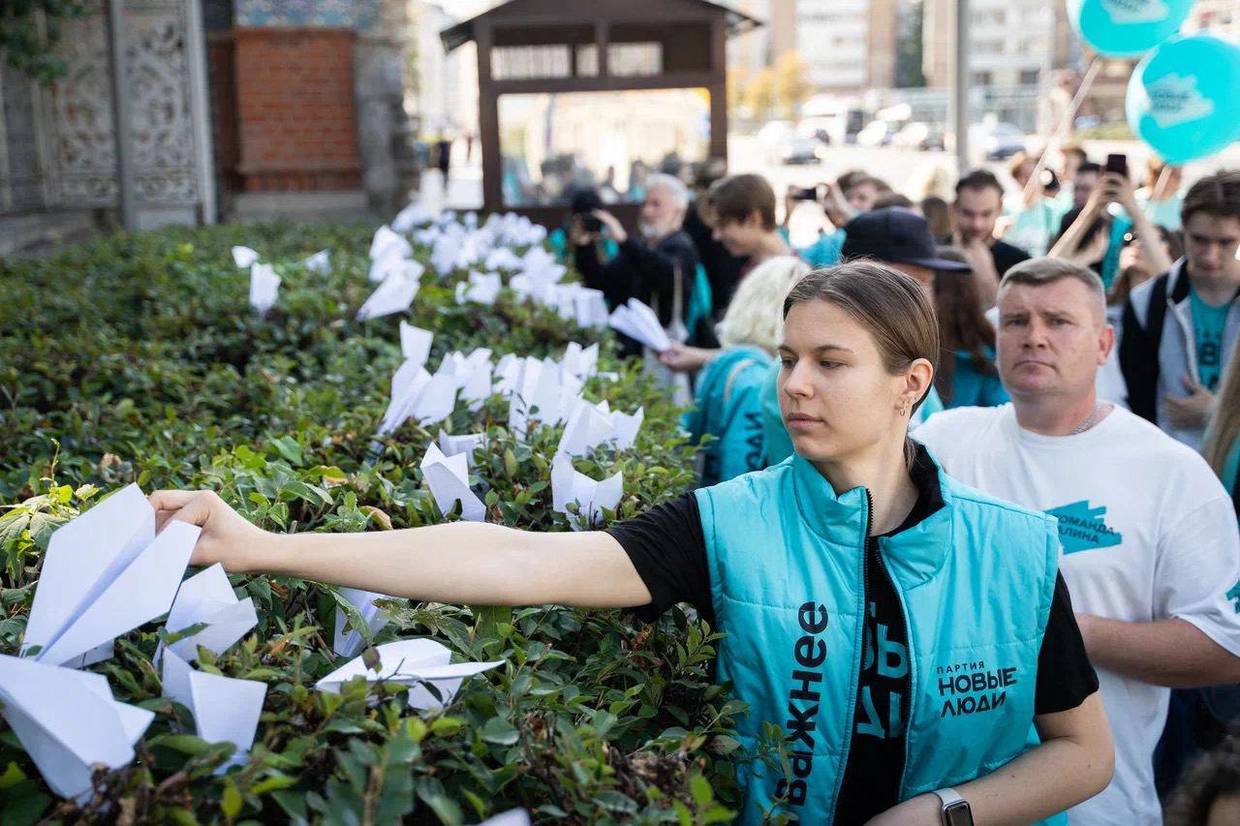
915, 258, 1240, 826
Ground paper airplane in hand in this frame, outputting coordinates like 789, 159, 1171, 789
161, 649, 265, 771
231, 246, 260, 268
163, 563, 258, 663
22, 484, 198, 668
551, 454, 623, 530
420, 443, 486, 522
249, 263, 281, 315
334, 587, 392, 659
315, 639, 503, 709
0, 654, 155, 800
609, 298, 671, 352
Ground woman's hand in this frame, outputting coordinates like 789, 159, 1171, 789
592, 210, 627, 244
149, 489, 271, 573
658, 343, 718, 373
1099, 172, 1140, 218
863, 793, 940, 825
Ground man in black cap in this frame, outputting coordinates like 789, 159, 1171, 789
840, 206, 972, 292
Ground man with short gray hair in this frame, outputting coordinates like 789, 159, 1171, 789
572, 173, 707, 352
915, 257, 1240, 826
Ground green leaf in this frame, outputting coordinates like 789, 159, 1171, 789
480, 717, 520, 746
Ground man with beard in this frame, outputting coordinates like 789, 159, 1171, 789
571, 173, 706, 353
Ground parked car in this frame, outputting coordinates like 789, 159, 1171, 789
781, 135, 822, 165
976, 121, 1026, 160
856, 120, 894, 147
892, 122, 945, 151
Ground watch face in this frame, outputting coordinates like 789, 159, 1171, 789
944, 801, 974, 826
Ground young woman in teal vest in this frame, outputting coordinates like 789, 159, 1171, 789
152, 263, 1114, 825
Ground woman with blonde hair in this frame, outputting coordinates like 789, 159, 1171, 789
1203, 350, 1240, 513
680, 255, 809, 485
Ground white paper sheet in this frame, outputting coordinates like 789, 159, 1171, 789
608, 298, 671, 352
0, 654, 154, 800
231, 246, 260, 268
420, 444, 486, 522
550, 455, 623, 530
357, 272, 420, 321
22, 485, 198, 667
161, 649, 265, 770
249, 263, 281, 315
315, 639, 503, 709
333, 587, 392, 659
163, 563, 258, 662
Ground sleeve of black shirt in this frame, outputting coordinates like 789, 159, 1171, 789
573, 242, 607, 296
604, 493, 714, 625
1034, 573, 1100, 715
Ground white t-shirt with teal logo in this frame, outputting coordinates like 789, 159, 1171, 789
915, 404, 1240, 826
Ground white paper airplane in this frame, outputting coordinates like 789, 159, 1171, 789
437, 429, 486, 467
550, 454, 623, 530
249, 263, 281, 315
378, 360, 432, 435
333, 587, 392, 659
22, 484, 199, 668
303, 249, 331, 274
163, 563, 258, 663
391, 202, 433, 233
400, 321, 433, 367
357, 271, 420, 321
609, 298, 671, 352
231, 246, 260, 268
420, 443, 486, 522
315, 639, 503, 709
370, 225, 412, 262
0, 654, 154, 800
161, 649, 265, 771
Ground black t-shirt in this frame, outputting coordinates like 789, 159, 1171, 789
606, 449, 1098, 823
990, 238, 1033, 277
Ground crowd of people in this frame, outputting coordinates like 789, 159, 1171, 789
560, 152, 1240, 824
154, 149, 1239, 824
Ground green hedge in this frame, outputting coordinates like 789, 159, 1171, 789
0, 223, 770, 824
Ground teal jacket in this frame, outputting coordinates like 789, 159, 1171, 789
761, 357, 945, 465
694, 453, 1061, 824
944, 349, 1010, 409
682, 347, 771, 487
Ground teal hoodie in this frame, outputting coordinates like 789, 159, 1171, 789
695, 452, 1061, 824
682, 346, 772, 486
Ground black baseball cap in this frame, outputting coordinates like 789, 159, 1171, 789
842, 207, 971, 271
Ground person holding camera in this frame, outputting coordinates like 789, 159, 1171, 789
571, 173, 707, 353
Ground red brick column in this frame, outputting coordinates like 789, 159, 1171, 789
232, 28, 362, 192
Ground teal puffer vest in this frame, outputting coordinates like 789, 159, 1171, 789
694, 453, 1061, 824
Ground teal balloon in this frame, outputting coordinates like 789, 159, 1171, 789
1126, 35, 1240, 165
1068, 0, 1194, 57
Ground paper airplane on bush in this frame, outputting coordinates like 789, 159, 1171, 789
481, 811, 531, 826
573, 287, 611, 330
560, 342, 599, 381
485, 247, 523, 271
249, 263, 281, 315
303, 249, 331, 274
161, 649, 265, 771
609, 298, 671, 352
231, 246, 260, 268
508, 357, 578, 438
357, 271, 420, 321
556, 399, 642, 457
163, 563, 258, 663
455, 271, 502, 306
551, 454, 623, 530
22, 484, 199, 668
438, 429, 486, 467
0, 654, 154, 800
420, 443, 486, 522
378, 360, 432, 435
391, 202, 433, 233
333, 587, 392, 659
399, 321, 433, 367
370, 225, 412, 262
315, 639, 502, 709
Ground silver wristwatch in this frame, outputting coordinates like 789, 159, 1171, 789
933, 788, 974, 826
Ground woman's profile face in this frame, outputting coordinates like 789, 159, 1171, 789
776, 299, 906, 465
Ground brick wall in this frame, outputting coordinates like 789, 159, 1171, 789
232, 28, 362, 192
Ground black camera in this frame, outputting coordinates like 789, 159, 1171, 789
569, 187, 604, 233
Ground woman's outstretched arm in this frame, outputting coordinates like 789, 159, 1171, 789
149, 490, 654, 609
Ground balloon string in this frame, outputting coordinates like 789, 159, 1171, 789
1145, 164, 1173, 220
1019, 57, 1103, 206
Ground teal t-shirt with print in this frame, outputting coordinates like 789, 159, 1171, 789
1190, 286, 1231, 390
